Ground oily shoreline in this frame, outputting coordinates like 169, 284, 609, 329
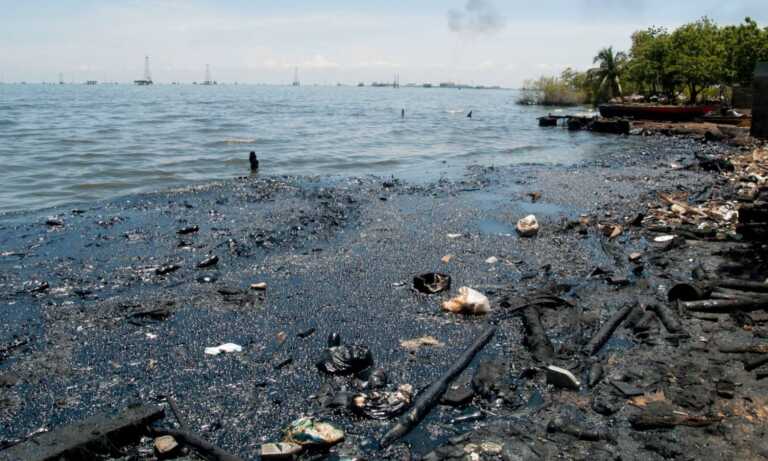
1, 135, 766, 460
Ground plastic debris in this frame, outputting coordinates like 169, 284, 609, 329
599, 223, 623, 239
400, 336, 444, 351
413, 273, 451, 294
447, 233, 462, 239
442, 287, 491, 315
546, 365, 581, 390
654, 235, 676, 243
260, 442, 302, 459
353, 384, 413, 419
516, 215, 539, 237
204, 343, 243, 355
441, 255, 453, 263
154, 435, 179, 457
316, 338, 374, 375
629, 252, 643, 262
197, 255, 219, 268
283, 417, 345, 447
485, 256, 499, 264
250, 282, 267, 290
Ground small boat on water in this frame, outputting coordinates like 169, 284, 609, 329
598, 104, 718, 121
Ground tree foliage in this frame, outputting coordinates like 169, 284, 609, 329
520, 16, 768, 106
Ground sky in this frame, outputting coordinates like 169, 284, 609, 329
0, 0, 766, 86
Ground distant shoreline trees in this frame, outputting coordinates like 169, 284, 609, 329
517, 17, 768, 106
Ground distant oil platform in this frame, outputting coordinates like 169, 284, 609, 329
201, 64, 216, 85
134, 56, 153, 85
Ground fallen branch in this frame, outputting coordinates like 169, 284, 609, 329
2, 404, 164, 460
586, 304, 635, 356
521, 306, 554, 362
149, 427, 244, 461
718, 279, 768, 293
681, 297, 768, 313
379, 326, 496, 447
650, 304, 684, 334
744, 355, 768, 372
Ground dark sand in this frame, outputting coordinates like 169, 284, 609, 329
1, 136, 766, 460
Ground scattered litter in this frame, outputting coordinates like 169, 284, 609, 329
400, 336, 444, 351
485, 256, 498, 264
177, 225, 199, 235
260, 442, 302, 459
283, 417, 344, 447
546, 365, 580, 390
629, 390, 667, 408
527, 191, 542, 202
441, 255, 453, 263
316, 336, 373, 375
353, 384, 413, 419
599, 223, 623, 239
654, 235, 676, 243
442, 287, 491, 315
154, 435, 179, 457
447, 233, 462, 239
516, 215, 539, 237
250, 282, 267, 290
204, 343, 242, 355
197, 255, 219, 268
413, 273, 451, 294
629, 252, 643, 262
145, 333, 158, 340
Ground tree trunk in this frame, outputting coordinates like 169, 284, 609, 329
688, 83, 698, 104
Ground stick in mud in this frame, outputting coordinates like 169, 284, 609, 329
150, 427, 244, 461
744, 355, 768, 372
650, 304, 684, 334
585, 303, 635, 356
379, 326, 496, 447
521, 306, 555, 362
717, 279, 768, 293
680, 297, 768, 313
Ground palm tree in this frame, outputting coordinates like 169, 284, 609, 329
590, 46, 628, 101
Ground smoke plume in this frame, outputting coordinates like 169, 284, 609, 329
448, 0, 506, 36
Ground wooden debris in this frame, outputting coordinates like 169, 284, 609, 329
2, 404, 164, 461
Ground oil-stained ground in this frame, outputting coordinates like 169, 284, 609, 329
2, 135, 767, 460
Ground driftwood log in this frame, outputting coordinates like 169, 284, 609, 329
586, 304, 635, 355
379, 326, 496, 447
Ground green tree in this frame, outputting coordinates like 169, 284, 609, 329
589, 46, 628, 102
627, 26, 676, 98
722, 17, 768, 86
668, 17, 725, 103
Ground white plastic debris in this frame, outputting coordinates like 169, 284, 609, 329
447, 233, 462, 239
546, 365, 581, 390
442, 287, 491, 315
204, 343, 243, 355
485, 256, 499, 264
516, 215, 539, 237
260, 442, 303, 459
654, 235, 676, 243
